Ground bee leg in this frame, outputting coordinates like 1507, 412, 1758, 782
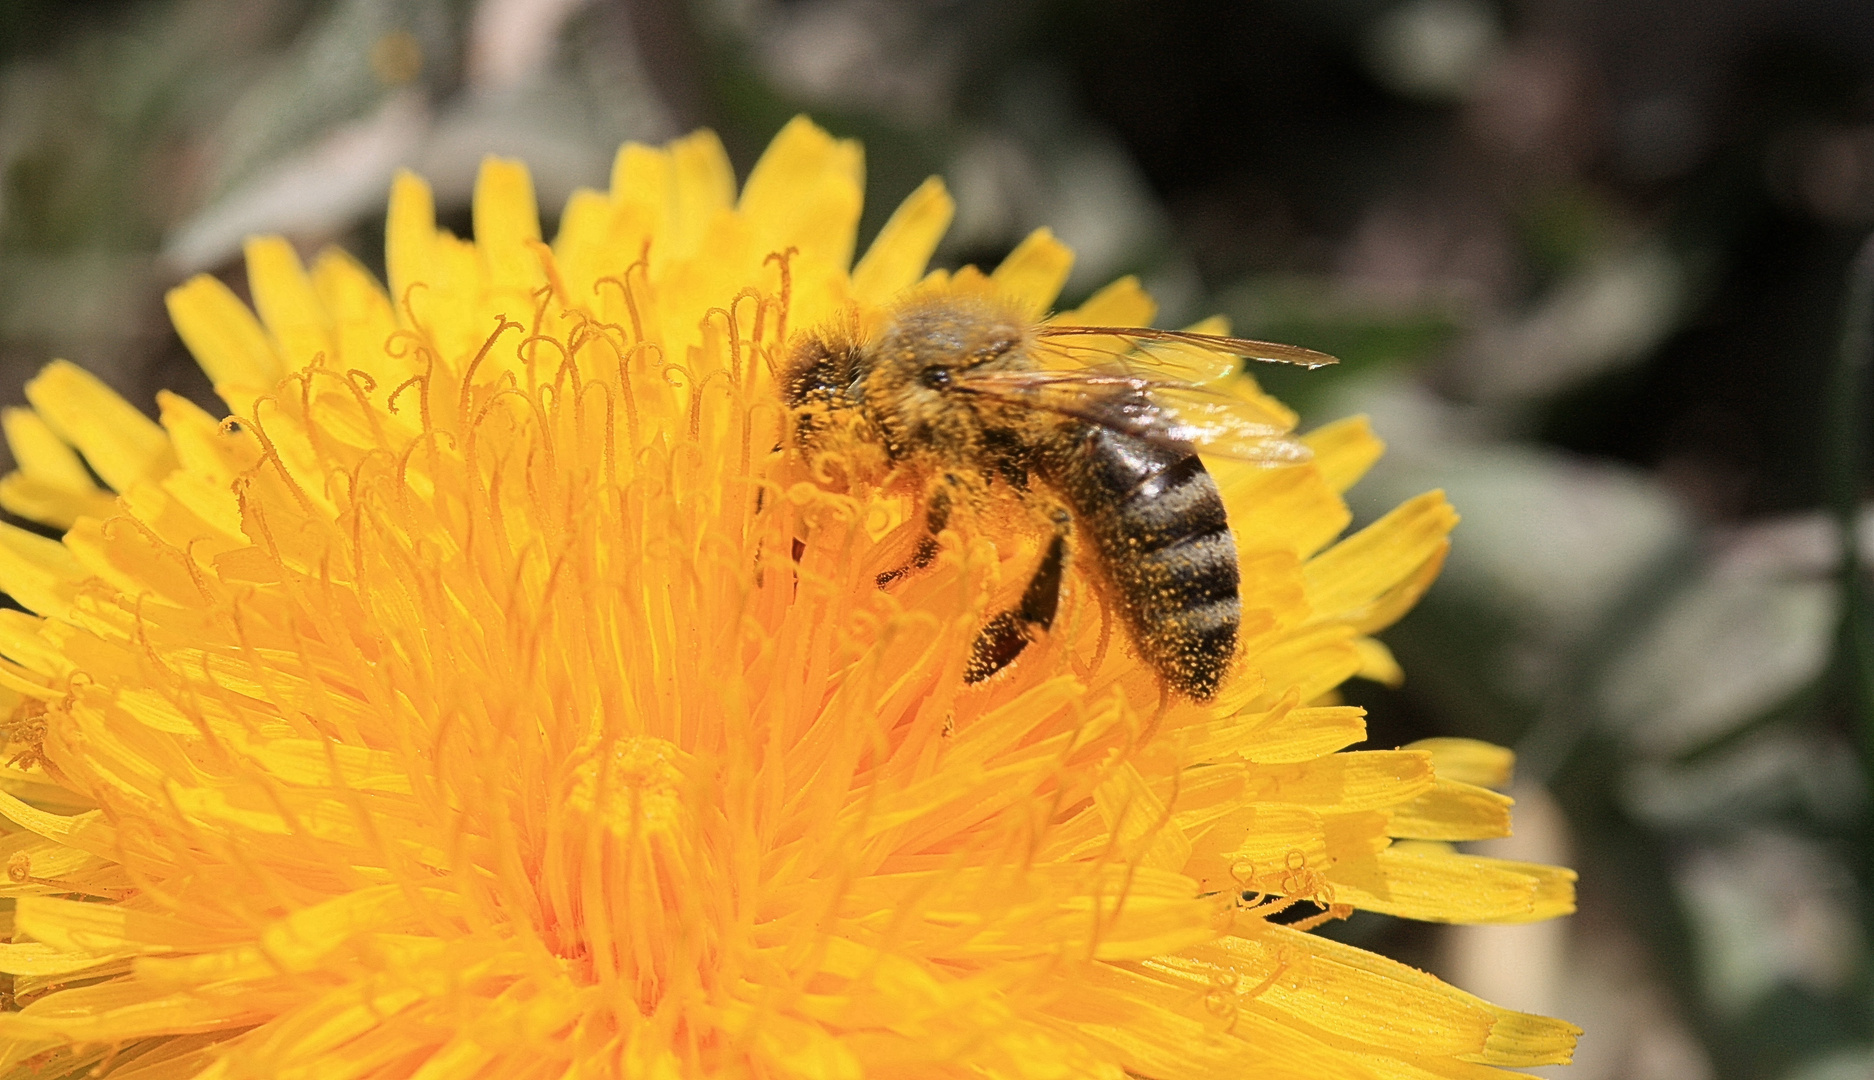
877, 479, 955, 587
966, 510, 1069, 683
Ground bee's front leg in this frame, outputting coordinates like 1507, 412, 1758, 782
876, 475, 958, 587
965, 507, 1070, 683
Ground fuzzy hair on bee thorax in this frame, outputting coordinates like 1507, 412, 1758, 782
781, 292, 1045, 479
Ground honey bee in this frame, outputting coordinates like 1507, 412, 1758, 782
781, 289, 1335, 700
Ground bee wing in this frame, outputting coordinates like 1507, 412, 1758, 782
950, 369, 1313, 464
1034, 324, 1338, 382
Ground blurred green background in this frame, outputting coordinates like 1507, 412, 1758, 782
3, 1, 1873, 1076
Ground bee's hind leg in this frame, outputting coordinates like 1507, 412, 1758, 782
965, 509, 1070, 683
877, 477, 958, 587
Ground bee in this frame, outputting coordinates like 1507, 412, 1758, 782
781, 288, 1334, 700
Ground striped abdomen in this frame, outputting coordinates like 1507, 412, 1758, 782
1046, 426, 1240, 699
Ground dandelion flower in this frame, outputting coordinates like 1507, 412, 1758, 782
0, 117, 1578, 1078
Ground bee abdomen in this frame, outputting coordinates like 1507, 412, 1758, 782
1053, 428, 1241, 700
1120, 455, 1230, 553
1117, 496, 1240, 700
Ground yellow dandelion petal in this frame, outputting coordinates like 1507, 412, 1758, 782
739, 115, 865, 273
991, 228, 1075, 317
23, 361, 176, 496
0, 117, 1578, 1078
1057, 275, 1157, 327
1304, 490, 1457, 630
668, 129, 737, 244
1302, 413, 1386, 494
244, 237, 336, 376
385, 169, 440, 318
1410, 737, 1519, 791
850, 177, 954, 306
1351, 636, 1407, 686
1388, 777, 1515, 842
166, 275, 286, 411
472, 157, 544, 296
0, 407, 118, 528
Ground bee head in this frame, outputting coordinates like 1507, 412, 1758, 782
782, 332, 861, 409
842, 292, 1032, 460
779, 319, 874, 457
785, 291, 1034, 465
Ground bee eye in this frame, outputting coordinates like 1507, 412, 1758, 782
920, 367, 953, 389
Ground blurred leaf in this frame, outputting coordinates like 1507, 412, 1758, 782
1829, 234, 1874, 781
1599, 569, 1835, 757
1218, 278, 1462, 417
1514, 183, 1622, 281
